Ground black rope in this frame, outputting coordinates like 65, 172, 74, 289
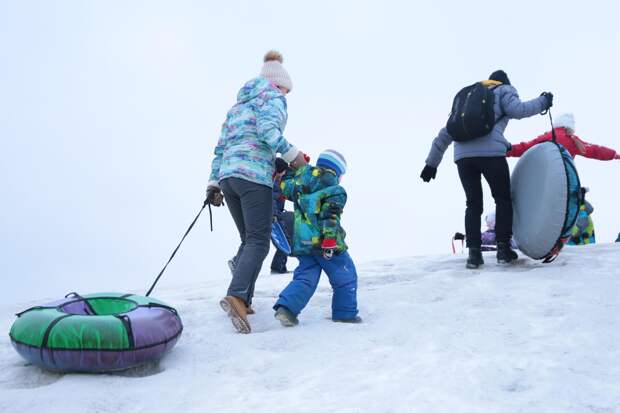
540, 93, 556, 143
15, 306, 56, 317
548, 109, 557, 143
145, 199, 211, 297
542, 119, 581, 264
209, 203, 213, 232
139, 303, 179, 315
542, 240, 562, 264
40, 314, 73, 365
64, 292, 97, 315
12, 327, 183, 353
114, 315, 135, 349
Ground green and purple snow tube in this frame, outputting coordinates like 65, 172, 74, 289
9, 292, 183, 372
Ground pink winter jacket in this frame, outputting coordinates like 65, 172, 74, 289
507, 127, 618, 160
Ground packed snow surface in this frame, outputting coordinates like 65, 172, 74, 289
2, 244, 620, 412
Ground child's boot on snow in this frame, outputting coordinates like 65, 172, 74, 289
274, 305, 299, 327
270, 266, 289, 275
497, 241, 518, 264
466, 247, 484, 269
333, 316, 363, 324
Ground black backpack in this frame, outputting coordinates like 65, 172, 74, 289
446, 82, 499, 142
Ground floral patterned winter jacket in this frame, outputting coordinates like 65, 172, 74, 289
209, 77, 298, 188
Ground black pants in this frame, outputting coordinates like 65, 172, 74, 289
220, 177, 272, 305
456, 157, 512, 248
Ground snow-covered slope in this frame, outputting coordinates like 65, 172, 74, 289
2, 244, 620, 413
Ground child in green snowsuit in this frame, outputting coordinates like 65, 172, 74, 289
273, 150, 360, 326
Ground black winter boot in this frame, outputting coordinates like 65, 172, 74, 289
497, 241, 518, 264
466, 248, 484, 269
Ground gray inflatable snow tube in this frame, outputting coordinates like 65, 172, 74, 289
511, 141, 581, 261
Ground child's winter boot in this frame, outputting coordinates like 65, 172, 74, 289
274, 305, 299, 327
333, 316, 363, 324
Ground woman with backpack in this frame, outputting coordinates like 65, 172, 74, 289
420, 70, 553, 269
206, 50, 308, 334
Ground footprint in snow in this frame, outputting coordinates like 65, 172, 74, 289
107, 361, 165, 378
501, 378, 531, 393
0, 362, 63, 389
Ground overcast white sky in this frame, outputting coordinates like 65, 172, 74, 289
2, 0, 619, 301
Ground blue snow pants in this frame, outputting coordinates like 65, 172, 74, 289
274, 251, 358, 320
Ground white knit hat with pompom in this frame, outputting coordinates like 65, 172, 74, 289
260, 50, 293, 92
555, 113, 575, 133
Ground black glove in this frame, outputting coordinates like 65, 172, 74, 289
206, 186, 224, 207
454, 232, 465, 241
541, 92, 553, 110
420, 165, 437, 182
275, 157, 289, 174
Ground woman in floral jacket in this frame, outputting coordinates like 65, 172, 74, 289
207, 51, 307, 334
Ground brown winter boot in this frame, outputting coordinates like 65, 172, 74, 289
246, 306, 255, 315
219, 296, 251, 334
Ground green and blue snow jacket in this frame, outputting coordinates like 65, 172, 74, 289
280, 165, 348, 256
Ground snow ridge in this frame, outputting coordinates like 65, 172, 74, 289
1, 244, 620, 412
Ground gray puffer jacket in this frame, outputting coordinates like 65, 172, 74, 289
425, 84, 548, 168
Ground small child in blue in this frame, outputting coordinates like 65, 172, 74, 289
273, 149, 361, 326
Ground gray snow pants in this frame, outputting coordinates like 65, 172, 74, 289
220, 177, 272, 305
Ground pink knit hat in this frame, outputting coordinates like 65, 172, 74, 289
260, 50, 293, 92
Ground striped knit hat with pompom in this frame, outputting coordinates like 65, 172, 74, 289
317, 149, 347, 177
